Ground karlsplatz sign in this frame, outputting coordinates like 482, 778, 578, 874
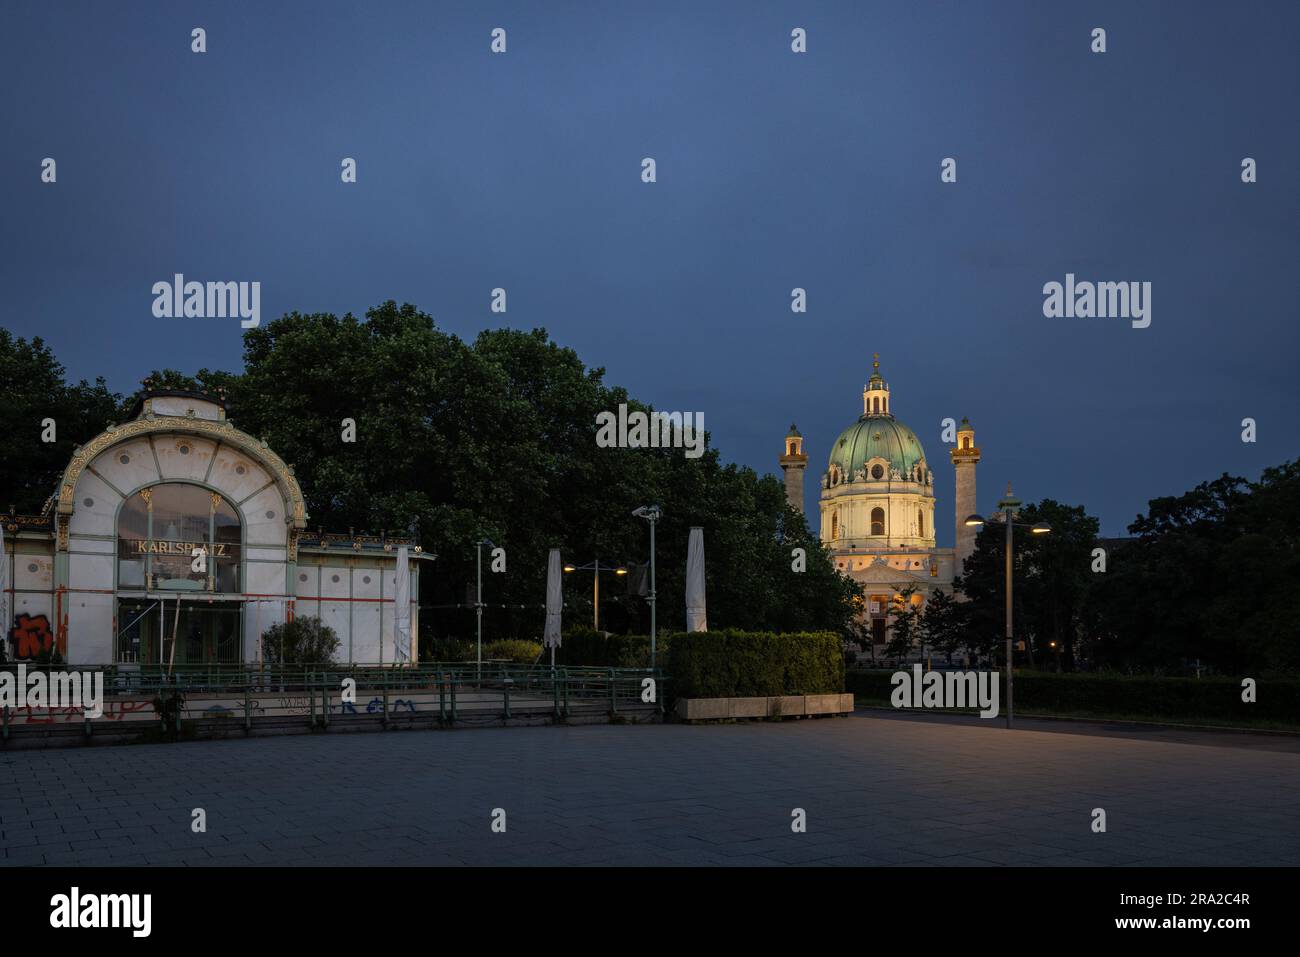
127, 540, 231, 557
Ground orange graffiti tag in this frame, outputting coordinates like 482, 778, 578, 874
9, 613, 56, 659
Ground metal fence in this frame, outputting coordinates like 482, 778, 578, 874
0, 663, 667, 740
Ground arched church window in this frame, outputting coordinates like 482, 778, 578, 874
918, 509, 925, 537
870, 507, 885, 536
831, 511, 840, 540
962, 436, 971, 449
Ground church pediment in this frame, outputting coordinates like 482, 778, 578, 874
846, 556, 929, 585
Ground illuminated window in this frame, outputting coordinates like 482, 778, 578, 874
870, 507, 885, 536
117, 483, 241, 593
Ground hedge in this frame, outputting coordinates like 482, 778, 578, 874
845, 669, 1300, 725
556, 629, 669, 669
668, 630, 844, 699
483, 639, 544, 663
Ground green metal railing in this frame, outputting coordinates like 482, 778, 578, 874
0, 663, 667, 738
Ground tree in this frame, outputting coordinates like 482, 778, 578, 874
954, 500, 1100, 670
1015, 500, 1100, 671
0, 330, 121, 513
5, 304, 863, 648
920, 588, 967, 662
884, 584, 922, 661
1087, 466, 1300, 675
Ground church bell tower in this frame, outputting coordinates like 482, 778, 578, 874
950, 417, 980, 571
779, 424, 807, 515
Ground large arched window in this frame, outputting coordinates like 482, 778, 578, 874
918, 509, 925, 537
117, 483, 242, 592
870, 507, 885, 536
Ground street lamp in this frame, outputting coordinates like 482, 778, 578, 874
964, 482, 1050, 729
563, 559, 627, 631
475, 537, 495, 680
633, 505, 662, 669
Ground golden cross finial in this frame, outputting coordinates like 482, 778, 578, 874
872, 352, 879, 371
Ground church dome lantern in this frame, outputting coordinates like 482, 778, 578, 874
862, 353, 891, 417
830, 355, 927, 481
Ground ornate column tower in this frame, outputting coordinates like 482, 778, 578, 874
950, 417, 980, 572
779, 424, 807, 516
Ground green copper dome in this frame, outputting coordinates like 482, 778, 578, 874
828, 415, 928, 481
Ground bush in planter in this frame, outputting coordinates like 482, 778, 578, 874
667, 630, 843, 700
260, 616, 341, 665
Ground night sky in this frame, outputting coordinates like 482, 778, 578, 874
3, 1, 1297, 540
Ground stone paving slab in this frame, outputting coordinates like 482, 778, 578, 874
2, 712, 1298, 866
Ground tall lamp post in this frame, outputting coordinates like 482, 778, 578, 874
562, 559, 627, 631
475, 537, 495, 680
632, 505, 662, 669
964, 483, 1050, 729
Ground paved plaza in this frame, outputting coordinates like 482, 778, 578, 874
2, 712, 1299, 866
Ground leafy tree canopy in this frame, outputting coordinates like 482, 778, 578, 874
1, 306, 861, 644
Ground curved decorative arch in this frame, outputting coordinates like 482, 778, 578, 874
56, 415, 308, 531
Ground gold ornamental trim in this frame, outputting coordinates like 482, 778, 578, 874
55, 415, 309, 533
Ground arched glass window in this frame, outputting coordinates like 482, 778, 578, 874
918, 509, 925, 537
831, 511, 840, 540
870, 507, 885, 536
117, 483, 241, 592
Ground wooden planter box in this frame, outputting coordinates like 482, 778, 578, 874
675, 693, 854, 722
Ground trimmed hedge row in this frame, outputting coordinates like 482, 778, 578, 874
424, 638, 543, 663
556, 629, 669, 669
845, 669, 1300, 725
668, 630, 844, 699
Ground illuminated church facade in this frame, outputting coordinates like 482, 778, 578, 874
780, 356, 981, 654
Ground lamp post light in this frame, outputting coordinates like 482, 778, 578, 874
475, 537, 495, 681
632, 505, 662, 669
964, 482, 1050, 729
562, 559, 628, 631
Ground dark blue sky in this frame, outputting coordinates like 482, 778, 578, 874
3, 1, 1297, 540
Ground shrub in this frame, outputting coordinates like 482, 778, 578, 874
427, 639, 478, 662
483, 639, 544, 663
667, 630, 843, 699
261, 616, 341, 665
